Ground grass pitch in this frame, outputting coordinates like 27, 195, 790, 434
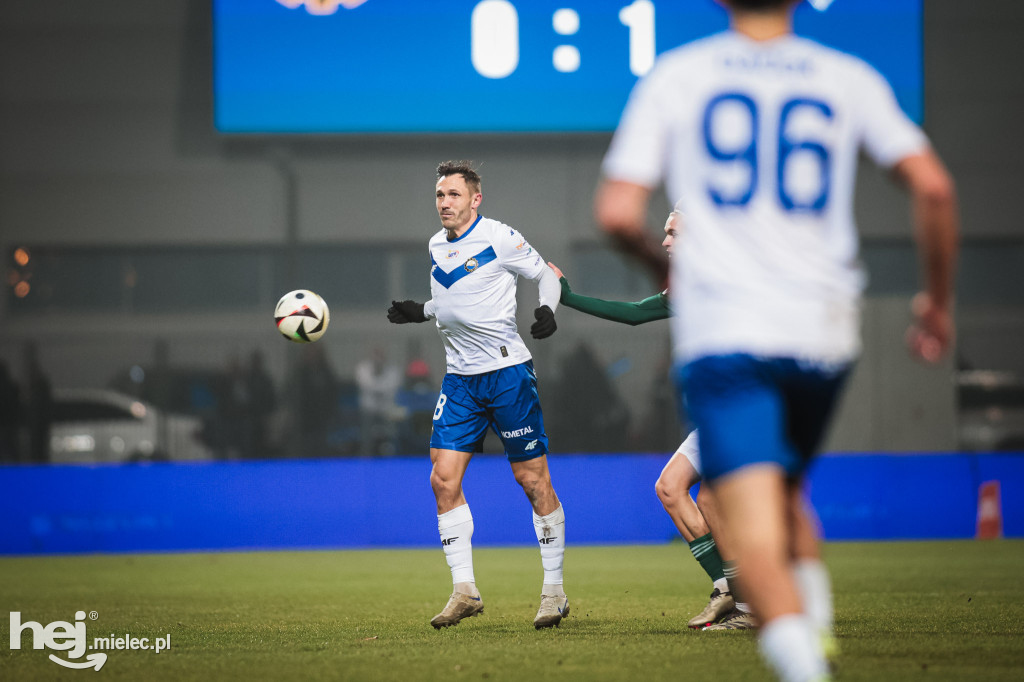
1, 541, 1022, 681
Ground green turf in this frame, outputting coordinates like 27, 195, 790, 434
1, 541, 1022, 681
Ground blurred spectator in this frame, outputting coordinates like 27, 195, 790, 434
214, 350, 277, 459
216, 353, 248, 460
245, 349, 276, 458
404, 338, 432, 391
0, 360, 21, 463
355, 346, 402, 456
24, 343, 53, 464
549, 341, 630, 453
142, 339, 175, 456
398, 338, 437, 453
290, 344, 339, 457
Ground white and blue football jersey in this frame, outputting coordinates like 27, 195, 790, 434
603, 31, 929, 364
424, 216, 548, 375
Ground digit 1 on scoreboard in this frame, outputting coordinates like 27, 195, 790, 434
471, 0, 519, 79
619, 0, 655, 77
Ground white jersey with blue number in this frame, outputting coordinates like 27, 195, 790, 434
603, 31, 928, 364
426, 215, 547, 375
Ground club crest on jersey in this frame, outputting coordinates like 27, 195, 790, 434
464, 257, 479, 273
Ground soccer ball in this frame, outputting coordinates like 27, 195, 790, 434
274, 290, 330, 343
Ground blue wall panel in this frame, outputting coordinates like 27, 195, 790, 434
807, 454, 979, 540
1, 453, 1020, 555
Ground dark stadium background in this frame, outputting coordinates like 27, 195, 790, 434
0, 1, 1022, 554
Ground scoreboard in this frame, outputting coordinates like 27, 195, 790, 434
213, 0, 923, 134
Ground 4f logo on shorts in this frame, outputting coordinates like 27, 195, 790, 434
524, 439, 538, 451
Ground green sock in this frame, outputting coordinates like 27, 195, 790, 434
688, 533, 726, 583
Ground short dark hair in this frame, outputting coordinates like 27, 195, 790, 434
436, 160, 482, 195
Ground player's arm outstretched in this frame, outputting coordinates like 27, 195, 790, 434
547, 262, 668, 327
387, 299, 435, 324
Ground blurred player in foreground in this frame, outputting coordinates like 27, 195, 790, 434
388, 161, 568, 629
595, 0, 959, 680
548, 207, 751, 630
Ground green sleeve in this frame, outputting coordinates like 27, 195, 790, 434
559, 277, 669, 326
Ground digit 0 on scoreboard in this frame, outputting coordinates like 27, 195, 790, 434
472, 0, 519, 79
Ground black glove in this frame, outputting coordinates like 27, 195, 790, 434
530, 305, 557, 339
388, 300, 427, 324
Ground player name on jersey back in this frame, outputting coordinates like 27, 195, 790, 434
603, 31, 928, 364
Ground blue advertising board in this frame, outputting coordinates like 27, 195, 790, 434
213, 0, 923, 133
2, 452, 1020, 555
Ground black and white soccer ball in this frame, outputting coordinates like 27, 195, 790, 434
274, 290, 330, 343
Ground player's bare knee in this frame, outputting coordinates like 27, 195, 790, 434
654, 474, 681, 507
516, 472, 553, 505
515, 474, 541, 498
654, 477, 670, 505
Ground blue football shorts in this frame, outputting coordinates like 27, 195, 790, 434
429, 360, 549, 462
676, 353, 852, 481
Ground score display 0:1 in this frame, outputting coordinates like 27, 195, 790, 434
471, 0, 656, 79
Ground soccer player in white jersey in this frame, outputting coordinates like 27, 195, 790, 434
595, 1, 958, 681
388, 161, 569, 630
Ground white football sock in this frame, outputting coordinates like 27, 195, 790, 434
713, 577, 729, 594
533, 504, 565, 591
721, 561, 750, 613
794, 558, 834, 635
438, 504, 475, 589
759, 613, 828, 682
